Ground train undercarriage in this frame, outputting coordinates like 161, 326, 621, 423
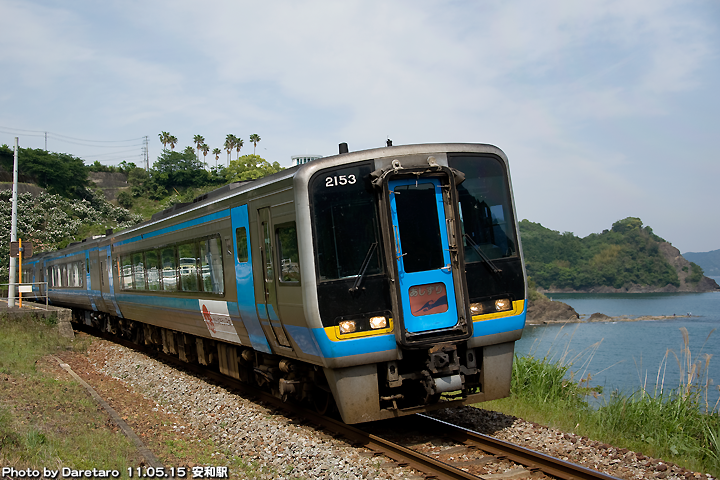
72, 309, 514, 423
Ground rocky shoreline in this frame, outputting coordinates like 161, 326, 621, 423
525, 298, 698, 325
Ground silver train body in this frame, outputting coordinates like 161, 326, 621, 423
22, 143, 527, 423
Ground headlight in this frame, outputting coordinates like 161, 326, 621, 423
495, 298, 512, 311
369, 316, 387, 329
338, 320, 357, 334
470, 302, 485, 315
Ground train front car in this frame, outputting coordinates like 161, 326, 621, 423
297, 143, 526, 423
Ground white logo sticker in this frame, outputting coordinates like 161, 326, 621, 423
199, 299, 242, 344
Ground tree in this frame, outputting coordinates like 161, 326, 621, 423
235, 138, 244, 159
212, 148, 222, 169
0, 145, 89, 198
158, 131, 171, 150
193, 134, 205, 162
151, 147, 209, 189
168, 135, 178, 151
224, 134, 237, 166
200, 143, 210, 169
225, 154, 283, 182
249, 134, 261, 155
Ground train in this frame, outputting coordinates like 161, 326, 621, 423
21, 142, 527, 424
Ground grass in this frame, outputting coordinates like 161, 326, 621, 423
0, 313, 279, 478
480, 327, 720, 476
0, 313, 138, 472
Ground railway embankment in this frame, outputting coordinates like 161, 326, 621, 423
2, 313, 717, 479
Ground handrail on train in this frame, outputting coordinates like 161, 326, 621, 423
1, 282, 49, 310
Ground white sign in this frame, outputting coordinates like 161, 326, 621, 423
199, 299, 242, 344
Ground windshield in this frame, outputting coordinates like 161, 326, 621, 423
311, 162, 383, 281
449, 155, 517, 262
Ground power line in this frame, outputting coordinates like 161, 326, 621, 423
0, 125, 144, 144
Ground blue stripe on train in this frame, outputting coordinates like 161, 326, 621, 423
472, 312, 526, 338
305, 312, 527, 359
114, 210, 231, 247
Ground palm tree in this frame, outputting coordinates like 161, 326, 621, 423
168, 135, 178, 150
158, 131, 170, 150
249, 134, 261, 155
200, 143, 210, 169
224, 134, 237, 166
193, 135, 205, 162
212, 147, 222, 169
235, 138, 244, 159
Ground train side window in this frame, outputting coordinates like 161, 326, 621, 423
62, 264, 69, 287
200, 237, 224, 294
132, 252, 145, 290
178, 241, 199, 292
146, 250, 160, 291
161, 246, 178, 291
121, 256, 133, 289
276, 223, 300, 283
235, 227, 248, 263
71, 262, 82, 287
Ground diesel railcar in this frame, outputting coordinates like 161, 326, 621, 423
22, 143, 527, 424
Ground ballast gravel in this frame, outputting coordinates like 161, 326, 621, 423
71, 339, 714, 480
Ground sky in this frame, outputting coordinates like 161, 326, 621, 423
1, 0, 718, 253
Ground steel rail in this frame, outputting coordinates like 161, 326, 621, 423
414, 414, 621, 480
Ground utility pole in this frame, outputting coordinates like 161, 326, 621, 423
143, 135, 149, 170
8, 137, 19, 307
44, 131, 47, 151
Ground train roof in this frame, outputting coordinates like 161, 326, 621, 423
35, 142, 506, 259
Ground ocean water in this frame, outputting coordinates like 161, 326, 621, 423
516, 277, 720, 409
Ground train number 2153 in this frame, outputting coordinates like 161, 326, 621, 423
325, 174, 357, 187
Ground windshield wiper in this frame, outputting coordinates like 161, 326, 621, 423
464, 234, 502, 276
349, 242, 378, 293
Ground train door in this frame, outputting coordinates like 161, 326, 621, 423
388, 178, 459, 333
85, 250, 98, 311
101, 245, 122, 317
230, 205, 271, 354
257, 207, 293, 349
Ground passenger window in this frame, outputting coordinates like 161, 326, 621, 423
146, 250, 160, 291
178, 242, 199, 292
200, 237, 224, 294
235, 227, 248, 263
276, 223, 300, 283
132, 252, 145, 290
161, 246, 178, 291
121, 256, 133, 289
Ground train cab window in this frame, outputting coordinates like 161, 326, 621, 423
178, 242, 199, 292
200, 236, 224, 294
449, 155, 518, 261
276, 223, 300, 283
311, 162, 383, 281
146, 250, 160, 291
161, 246, 178, 291
393, 183, 444, 273
235, 228, 248, 263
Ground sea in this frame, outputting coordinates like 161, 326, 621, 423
516, 276, 720, 410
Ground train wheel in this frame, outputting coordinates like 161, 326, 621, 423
312, 388, 333, 416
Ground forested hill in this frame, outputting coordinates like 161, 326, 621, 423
682, 249, 720, 276
520, 217, 719, 293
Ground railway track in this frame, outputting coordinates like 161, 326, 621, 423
83, 325, 622, 480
